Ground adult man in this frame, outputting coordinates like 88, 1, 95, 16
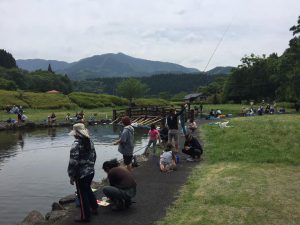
182, 133, 203, 161
102, 159, 137, 210
166, 104, 187, 151
114, 116, 134, 171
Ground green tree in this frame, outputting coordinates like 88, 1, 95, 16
290, 16, 300, 36
0, 77, 17, 90
48, 64, 53, 73
0, 49, 17, 69
116, 78, 148, 104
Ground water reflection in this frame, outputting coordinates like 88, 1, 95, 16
0, 130, 25, 166
0, 125, 148, 225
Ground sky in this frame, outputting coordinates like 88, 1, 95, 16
0, 0, 299, 71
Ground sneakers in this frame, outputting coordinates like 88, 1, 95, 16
186, 156, 195, 162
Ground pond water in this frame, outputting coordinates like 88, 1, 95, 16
0, 125, 148, 225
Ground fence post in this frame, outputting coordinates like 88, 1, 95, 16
113, 109, 117, 121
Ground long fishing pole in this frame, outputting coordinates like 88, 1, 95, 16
203, 22, 232, 72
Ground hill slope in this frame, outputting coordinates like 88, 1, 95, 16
17, 53, 199, 80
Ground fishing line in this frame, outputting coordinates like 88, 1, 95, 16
203, 22, 232, 72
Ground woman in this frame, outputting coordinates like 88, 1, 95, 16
114, 116, 134, 171
102, 159, 137, 210
68, 123, 98, 222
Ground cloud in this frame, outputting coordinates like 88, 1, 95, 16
0, 0, 299, 70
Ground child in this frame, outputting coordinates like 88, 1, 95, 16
159, 143, 176, 172
145, 124, 160, 155
188, 118, 197, 134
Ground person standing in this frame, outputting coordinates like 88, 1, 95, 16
145, 124, 161, 155
102, 159, 137, 210
68, 123, 98, 222
166, 104, 187, 152
114, 116, 134, 171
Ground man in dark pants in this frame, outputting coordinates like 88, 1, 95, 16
182, 133, 203, 162
68, 123, 98, 222
166, 104, 187, 152
102, 159, 137, 210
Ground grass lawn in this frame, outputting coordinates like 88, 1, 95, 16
158, 114, 300, 225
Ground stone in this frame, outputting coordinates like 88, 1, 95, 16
17, 210, 45, 225
45, 210, 68, 222
59, 194, 76, 205
52, 202, 65, 211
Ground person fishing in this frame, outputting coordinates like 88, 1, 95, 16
102, 159, 137, 210
68, 123, 98, 222
113, 116, 134, 171
166, 104, 187, 152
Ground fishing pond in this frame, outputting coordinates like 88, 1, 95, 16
0, 125, 148, 225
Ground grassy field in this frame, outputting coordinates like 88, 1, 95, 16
158, 114, 300, 225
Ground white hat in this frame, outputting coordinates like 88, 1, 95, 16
69, 123, 90, 138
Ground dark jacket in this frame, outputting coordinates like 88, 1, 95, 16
184, 136, 202, 150
166, 107, 185, 130
68, 139, 96, 180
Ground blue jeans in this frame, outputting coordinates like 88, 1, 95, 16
147, 139, 157, 153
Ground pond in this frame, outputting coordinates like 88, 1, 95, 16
0, 125, 148, 225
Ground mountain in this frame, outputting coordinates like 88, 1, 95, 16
206, 66, 234, 75
17, 53, 199, 80
16, 59, 70, 71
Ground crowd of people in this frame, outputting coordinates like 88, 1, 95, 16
4, 105, 28, 124
240, 101, 285, 116
67, 107, 203, 222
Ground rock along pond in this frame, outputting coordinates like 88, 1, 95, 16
0, 125, 148, 225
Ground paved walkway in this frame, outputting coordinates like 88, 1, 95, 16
55, 119, 206, 225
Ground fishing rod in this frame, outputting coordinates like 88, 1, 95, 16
203, 22, 232, 72
19, 142, 148, 153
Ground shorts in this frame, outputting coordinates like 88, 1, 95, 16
168, 129, 178, 142
123, 155, 133, 165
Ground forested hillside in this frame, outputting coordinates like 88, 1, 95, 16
73, 73, 218, 96
0, 49, 73, 94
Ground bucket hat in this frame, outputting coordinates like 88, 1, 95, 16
69, 123, 90, 138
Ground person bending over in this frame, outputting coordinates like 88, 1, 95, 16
159, 143, 176, 172
102, 159, 137, 210
182, 133, 203, 162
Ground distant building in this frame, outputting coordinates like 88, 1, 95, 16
46, 90, 61, 94
184, 93, 206, 103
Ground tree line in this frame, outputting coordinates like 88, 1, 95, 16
0, 50, 73, 94
73, 73, 216, 97
221, 16, 300, 103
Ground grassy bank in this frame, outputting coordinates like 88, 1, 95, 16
159, 114, 300, 225
0, 108, 114, 123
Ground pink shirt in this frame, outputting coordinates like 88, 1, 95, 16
148, 129, 159, 141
